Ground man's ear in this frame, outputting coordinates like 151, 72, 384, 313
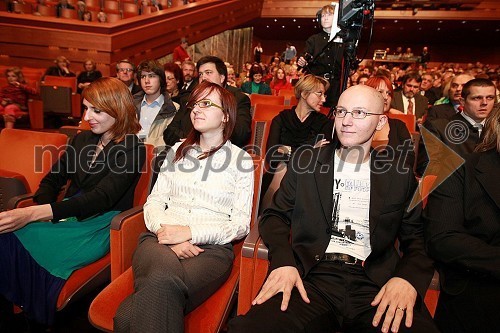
220, 75, 226, 86
376, 114, 388, 131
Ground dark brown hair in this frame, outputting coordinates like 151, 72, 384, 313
174, 81, 236, 161
82, 77, 141, 143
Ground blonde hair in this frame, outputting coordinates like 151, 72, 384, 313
476, 104, 499, 153
294, 74, 329, 99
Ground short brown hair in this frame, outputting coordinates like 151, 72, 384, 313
82, 77, 141, 143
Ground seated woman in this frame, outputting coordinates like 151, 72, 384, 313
424, 106, 500, 332
163, 62, 183, 104
0, 67, 37, 129
114, 81, 254, 333
260, 74, 332, 209
0, 77, 144, 327
270, 67, 292, 96
241, 65, 271, 95
42, 56, 76, 80
77, 58, 102, 94
365, 75, 415, 168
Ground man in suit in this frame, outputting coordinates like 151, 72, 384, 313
391, 72, 428, 126
416, 78, 496, 176
425, 74, 474, 122
116, 59, 142, 95
420, 73, 440, 105
178, 60, 198, 98
424, 106, 500, 332
229, 85, 438, 333
163, 56, 251, 148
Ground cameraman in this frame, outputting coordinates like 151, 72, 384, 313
297, 4, 344, 107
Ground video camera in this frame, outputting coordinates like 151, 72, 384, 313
338, 0, 375, 29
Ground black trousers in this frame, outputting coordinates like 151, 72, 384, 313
229, 261, 438, 333
435, 277, 500, 333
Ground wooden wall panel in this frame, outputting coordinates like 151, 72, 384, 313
0, 0, 264, 76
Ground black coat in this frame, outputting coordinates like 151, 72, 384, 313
34, 131, 145, 222
260, 142, 434, 298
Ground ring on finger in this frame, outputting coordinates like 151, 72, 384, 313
396, 306, 406, 311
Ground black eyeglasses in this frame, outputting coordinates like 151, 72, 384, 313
333, 107, 383, 119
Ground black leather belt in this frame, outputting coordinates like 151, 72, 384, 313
323, 253, 363, 266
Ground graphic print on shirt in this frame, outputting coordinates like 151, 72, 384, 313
325, 158, 371, 260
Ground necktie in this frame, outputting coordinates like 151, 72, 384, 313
407, 98, 414, 115
474, 123, 483, 140
182, 83, 188, 91
457, 105, 464, 113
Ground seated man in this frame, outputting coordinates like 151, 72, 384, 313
163, 56, 251, 148
390, 72, 428, 126
417, 78, 496, 176
116, 59, 142, 95
229, 85, 438, 333
134, 59, 178, 147
424, 105, 500, 332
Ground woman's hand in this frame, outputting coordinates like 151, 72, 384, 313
313, 139, 330, 148
277, 145, 292, 155
157, 224, 192, 245
169, 241, 204, 259
0, 205, 52, 233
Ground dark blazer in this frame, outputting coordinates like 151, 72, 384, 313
391, 91, 428, 121
178, 78, 198, 98
34, 131, 145, 222
260, 142, 434, 298
424, 149, 500, 295
425, 102, 456, 122
130, 83, 143, 96
163, 85, 251, 148
416, 112, 481, 176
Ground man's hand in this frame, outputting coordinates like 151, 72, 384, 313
297, 57, 307, 68
157, 224, 192, 245
169, 241, 204, 259
371, 277, 417, 333
252, 266, 310, 311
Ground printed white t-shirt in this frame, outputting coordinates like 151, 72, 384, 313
325, 154, 372, 260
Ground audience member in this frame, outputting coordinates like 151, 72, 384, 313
241, 65, 271, 95
254, 42, 263, 63
226, 67, 238, 88
0, 67, 37, 129
297, 4, 343, 107
76, 1, 85, 20
97, 10, 106, 23
426, 74, 474, 122
42, 56, 76, 80
82, 10, 91, 21
424, 104, 499, 332
366, 76, 415, 168
179, 60, 198, 97
163, 56, 251, 148
0, 77, 144, 328
261, 74, 332, 209
116, 59, 142, 95
390, 72, 428, 125
269, 67, 292, 96
357, 74, 369, 85
173, 37, 191, 63
420, 73, 439, 105
163, 62, 183, 104
76, 58, 102, 94
282, 42, 297, 65
420, 46, 431, 69
417, 78, 496, 176
229, 85, 438, 333
113, 81, 254, 332
134, 59, 178, 147
56, 0, 74, 17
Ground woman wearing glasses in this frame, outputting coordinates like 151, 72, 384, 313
365, 76, 415, 169
260, 74, 333, 209
114, 81, 255, 333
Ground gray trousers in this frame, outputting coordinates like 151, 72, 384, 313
114, 232, 234, 333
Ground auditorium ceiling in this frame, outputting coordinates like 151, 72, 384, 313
249, 0, 500, 45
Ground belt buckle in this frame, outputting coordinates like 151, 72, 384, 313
344, 257, 358, 265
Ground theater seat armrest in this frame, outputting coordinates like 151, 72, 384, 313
110, 205, 146, 280
7, 193, 36, 210
242, 221, 262, 258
